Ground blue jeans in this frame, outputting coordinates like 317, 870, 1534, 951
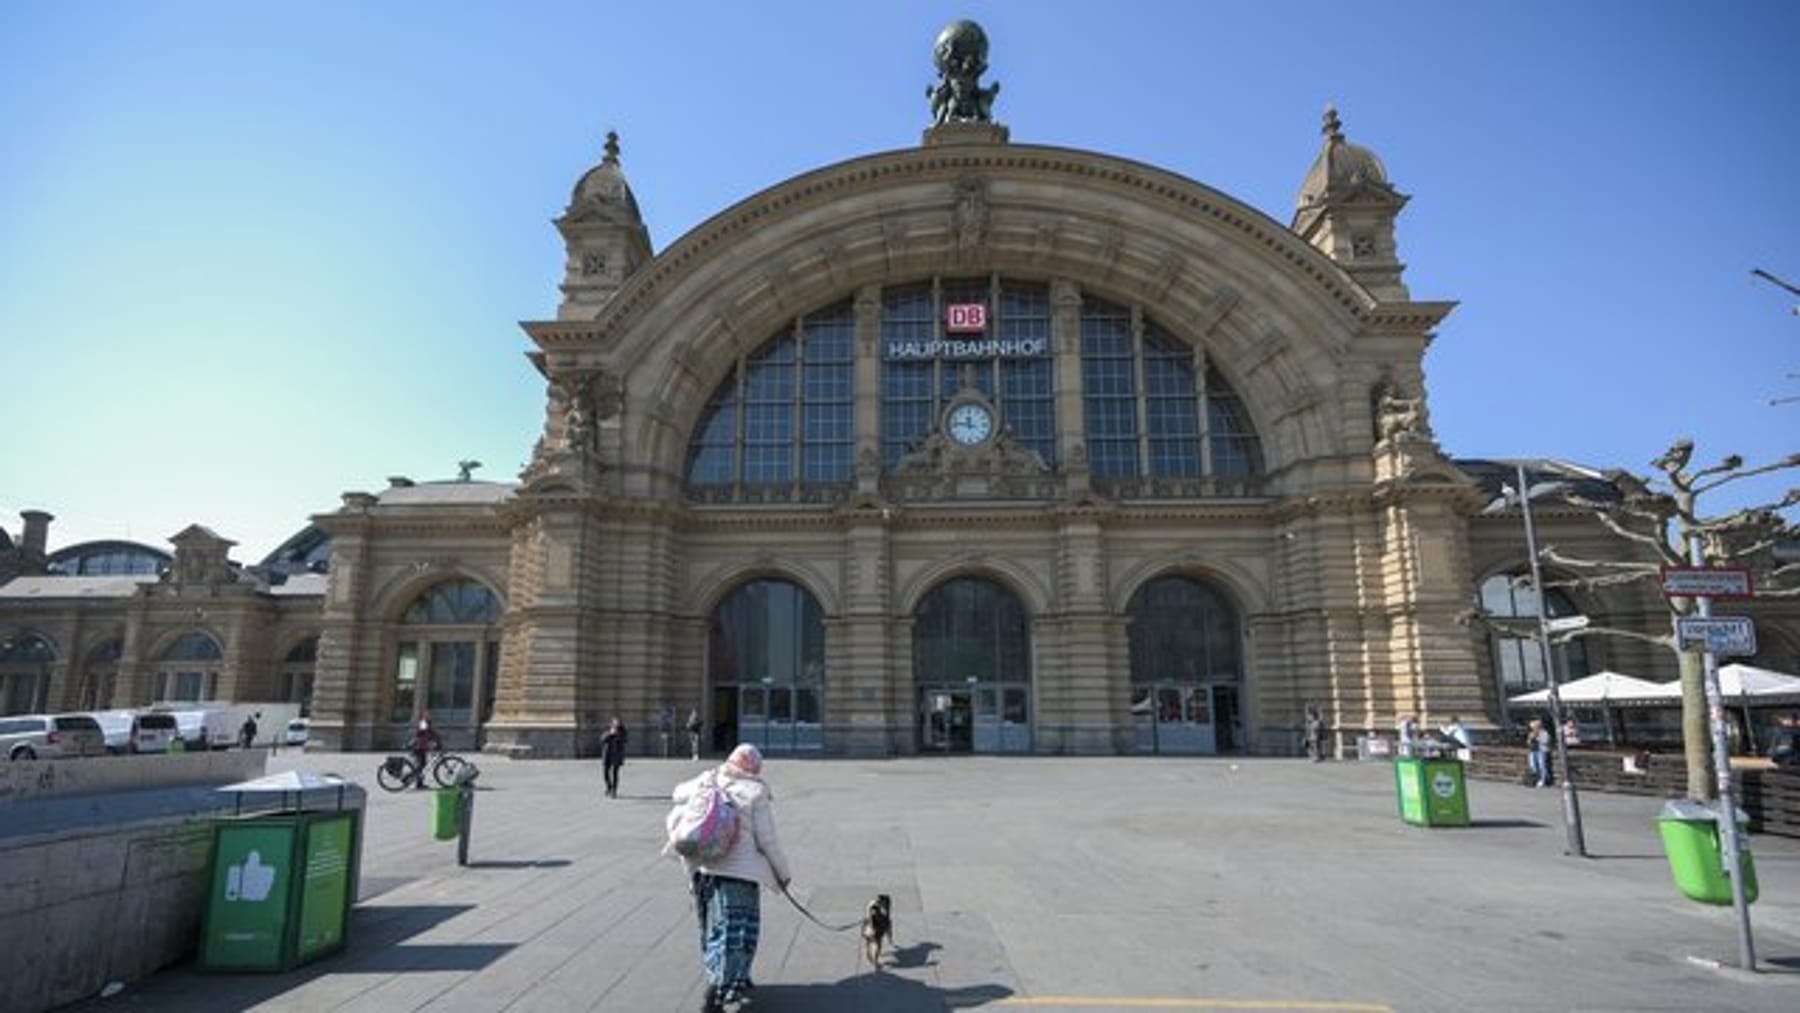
693, 873, 760, 990
1529, 749, 1551, 786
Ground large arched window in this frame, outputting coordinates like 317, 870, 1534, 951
1127, 576, 1244, 754
1080, 296, 1262, 492
1479, 573, 1591, 694
392, 579, 500, 730
686, 301, 855, 501
708, 578, 825, 754
913, 577, 1031, 753
1, 633, 55, 715
154, 632, 222, 702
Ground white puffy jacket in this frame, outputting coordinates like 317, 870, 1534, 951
670, 766, 793, 889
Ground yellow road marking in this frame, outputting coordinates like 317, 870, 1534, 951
992, 999, 1393, 1012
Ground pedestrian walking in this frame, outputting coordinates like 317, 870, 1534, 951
239, 713, 259, 750
1527, 718, 1552, 787
672, 743, 792, 1013
1396, 713, 1418, 757
601, 717, 629, 798
411, 714, 440, 791
686, 708, 704, 761
1303, 705, 1326, 762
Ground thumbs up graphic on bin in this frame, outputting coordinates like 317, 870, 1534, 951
225, 850, 278, 902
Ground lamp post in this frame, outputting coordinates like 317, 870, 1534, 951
1501, 463, 1589, 857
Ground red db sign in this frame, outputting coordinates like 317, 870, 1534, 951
945, 303, 987, 333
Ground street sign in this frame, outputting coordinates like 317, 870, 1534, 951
1661, 567, 1754, 599
1545, 614, 1590, 634
1675, 616, 1757, 657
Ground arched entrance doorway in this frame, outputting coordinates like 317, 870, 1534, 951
1128, 575, 1244, 754
913, 576, 1032, 753
707, 578, 825, 755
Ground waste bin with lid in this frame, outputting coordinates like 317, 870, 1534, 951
1657, 799, 1757, 905
1394, 753, 1470, 827
199, 771, 364, 972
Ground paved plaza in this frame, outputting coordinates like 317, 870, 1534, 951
78, 752, 1800, 1012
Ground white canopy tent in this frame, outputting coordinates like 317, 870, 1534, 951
1507, 671, 1669, 706
1629, 663, 1800, 704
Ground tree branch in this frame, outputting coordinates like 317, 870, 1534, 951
1692, 453, 1800, 495
1558, 505, 1680, 558
1540, 545, 1662, 575
1557, 625, 1677, 651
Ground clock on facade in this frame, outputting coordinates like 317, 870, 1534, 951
946, 402, 994, 445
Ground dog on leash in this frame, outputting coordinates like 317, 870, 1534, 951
862, 894, 893, 968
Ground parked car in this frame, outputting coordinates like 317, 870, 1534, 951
130, 712, 179, 753
284, 718, 310, 746
89, 710, 135, 754
0, 714, 107, 760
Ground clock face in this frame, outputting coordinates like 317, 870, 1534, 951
946, 403, 994, 445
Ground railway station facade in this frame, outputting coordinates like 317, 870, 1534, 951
5, 26, 1796, 758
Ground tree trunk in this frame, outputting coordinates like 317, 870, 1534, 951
1679, 650, 1714, 800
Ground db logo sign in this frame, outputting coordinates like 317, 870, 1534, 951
945, 303, 987, 333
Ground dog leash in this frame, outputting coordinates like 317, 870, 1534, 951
778, 883, 862, 933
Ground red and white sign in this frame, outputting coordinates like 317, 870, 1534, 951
945, 302, 988, 333
1661, 567, 1754, 599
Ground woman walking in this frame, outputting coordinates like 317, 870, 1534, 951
671, 743, 792, 1013
600, 717, 628, 798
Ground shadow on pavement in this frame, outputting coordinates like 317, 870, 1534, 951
750, 975, 1012, 1011
68, 904, 488, 1012
464, 858, 572, 869
1469, 819, 1547, 829
887, 940, 941, 969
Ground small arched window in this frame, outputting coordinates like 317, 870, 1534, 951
1478, 573, 1591, 693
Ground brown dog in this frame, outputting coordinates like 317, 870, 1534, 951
862, 893, 893, 968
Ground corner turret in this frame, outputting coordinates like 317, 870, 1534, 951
555, 131, 653, 321
1292, 106, 1410, 301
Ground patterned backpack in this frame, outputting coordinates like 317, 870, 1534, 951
664, 772, 740, 864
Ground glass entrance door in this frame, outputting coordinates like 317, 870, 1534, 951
921, 688, 973, 752
1131, 684, 1218, 754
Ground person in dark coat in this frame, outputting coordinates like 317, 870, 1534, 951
601, 717, 629, 798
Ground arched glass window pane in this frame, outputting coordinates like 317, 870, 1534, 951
1144, 330, 1200, 477
403, 580, 500, 624
158, 632, 221, 661
285, 637, 318, 662
1207, 379, 1262, 477
914, 577, 1030, 684
1079, 299, 1139, 478
0, 634, 56, 662
687, 301, 856, 496
709, 579, 825, 685
1479, 573, 1590, 692
1128, 577, 1241, 683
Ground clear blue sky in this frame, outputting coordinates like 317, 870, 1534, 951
2, 1, 1795, 561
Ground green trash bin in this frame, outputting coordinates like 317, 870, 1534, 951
433, 787, 460, 841
199, 810, 359, 971
1658, 800, 1758, 906
1395, 753, 1470, 827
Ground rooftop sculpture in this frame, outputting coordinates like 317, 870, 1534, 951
927, 19, 1000, 125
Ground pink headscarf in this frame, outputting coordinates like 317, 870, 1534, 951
724, 742, 763, 777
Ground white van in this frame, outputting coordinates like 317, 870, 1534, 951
130, 712, 179, 753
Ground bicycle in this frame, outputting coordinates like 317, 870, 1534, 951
375, 749, 471, 792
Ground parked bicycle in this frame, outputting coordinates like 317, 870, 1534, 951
375, 750, 471, 792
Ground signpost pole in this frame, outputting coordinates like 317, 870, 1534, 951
1686, 533, 1757, 971
1515, 464, 1587, 857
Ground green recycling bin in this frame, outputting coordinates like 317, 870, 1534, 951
1658, 800, 1758, 905
1394, 754, 1469, 827
433, 787, 460, 840
199, 810, 359, 971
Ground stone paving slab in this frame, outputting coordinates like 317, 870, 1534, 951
69, 753, 1800, 1012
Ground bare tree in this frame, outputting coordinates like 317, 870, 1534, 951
1539, 441, 1800, 799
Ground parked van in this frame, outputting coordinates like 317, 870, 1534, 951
130, 712, 179, 753
0, 714, 106, 760
89, 710, 135, 754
